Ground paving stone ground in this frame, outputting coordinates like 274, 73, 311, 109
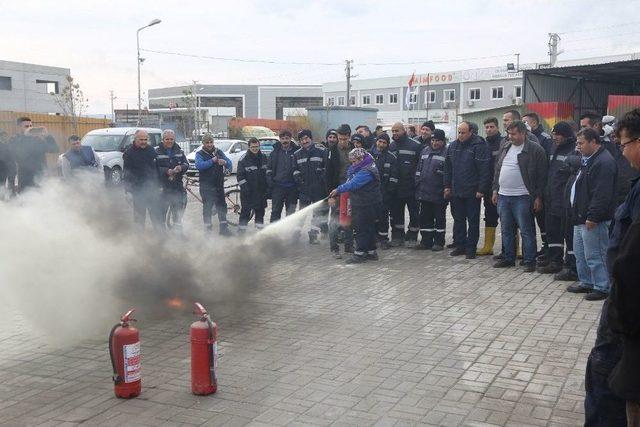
0, 185, 601, 426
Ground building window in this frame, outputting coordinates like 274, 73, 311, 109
362, 95, 371, 105
349, 95, 356, 106
469, 88, 480, 101
514, 85, 522, 98
337, 96, 345, 106
389, 93, 399, 104
443, 89, 455, 102
491, 87, 504, 100
375, 94, 384, 104
36, 79, 59, 94
425, 90, 436, 104
0, 76, 11, 90
326, 97, 335, 106
408, 92, 417, 104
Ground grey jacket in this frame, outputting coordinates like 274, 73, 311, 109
493, 139, 548, 199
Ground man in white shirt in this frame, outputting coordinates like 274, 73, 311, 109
492, 121, 548, 271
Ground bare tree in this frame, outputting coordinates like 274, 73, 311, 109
52, 76, 88, 134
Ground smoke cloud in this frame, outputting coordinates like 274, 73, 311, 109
0, 174, 321, 345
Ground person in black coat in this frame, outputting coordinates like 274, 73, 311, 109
388, 122, 422, 246
237, 138, 269, 232
155, 130, 189, 231
0, 131, 16, 197
123, 129, 162, 230
267, 130, 299, 223
416, 120, 435, 146
371, 132, 399, 249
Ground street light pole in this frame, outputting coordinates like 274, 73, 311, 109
137, 18, 161, 126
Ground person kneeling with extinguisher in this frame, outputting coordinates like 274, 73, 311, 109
329, 148, 382, 264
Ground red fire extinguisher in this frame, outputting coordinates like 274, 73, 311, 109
191, 302, 218, 395
339, 192, 351, 227
109, 309, 141, 398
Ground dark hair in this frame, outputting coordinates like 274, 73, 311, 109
505, 110, 521, 120
522, 112, 540, 124
507, 120, 528, 134
408, 125, 416, 133
468, 122, 479, 134
17, 116, 31, 125
337, 124, 352, 136
68, 135, 81, 142
375, 125, 383, 131
355, 125, 370, 132
247, 137, 260, 146
577, 127, 601, 143
483, 117, 499, 126
616, 108, 640, 139
580, 112, 601, 126
279, 130, 292, 138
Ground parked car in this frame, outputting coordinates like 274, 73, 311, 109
80, 127, 162, 184
258, 137, 279, 158
186, 139, 248, 176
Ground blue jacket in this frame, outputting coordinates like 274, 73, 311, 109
415, 145, 446, 203
292, 144, 327, 202
195, 148, 232, 190
389, 135, 422, 198
336, 156, 381, 207
571, 146, 617, 225
155, 143, 189, 192
444, 134, 491, 198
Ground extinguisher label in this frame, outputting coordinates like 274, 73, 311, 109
123, 342, 141, 383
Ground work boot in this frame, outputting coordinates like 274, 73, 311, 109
536, 254, 550, 267
450, 247, 466, 256
366, 251, 379, 261
567, 283, 592, 293
493, 252, 504, 260
522, 263, 536, 273
585, 290, 608, 301
554, 268, 578, 282
494, 260, 515, 268
414, 243, 431, 250
431, 245, 444, 252
537, 262, 563, 274
477, 226, 496, 256
465, 253, 476, 260
446, 242, 456, 249
346, 254, 366, 264
379, 240, 391, 250
390, 239, 405, 247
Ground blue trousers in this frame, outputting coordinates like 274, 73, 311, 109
497, 195, 537, 264
451, 196, 481, 256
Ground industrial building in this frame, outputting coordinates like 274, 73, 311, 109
0, 60, 70, 114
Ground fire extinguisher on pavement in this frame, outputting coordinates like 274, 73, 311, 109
191, 302, 218, 395
109, 309, 141, 398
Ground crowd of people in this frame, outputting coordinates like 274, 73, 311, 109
3, 110, 640, 423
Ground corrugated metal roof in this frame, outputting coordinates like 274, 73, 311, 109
525, 58, 640, 85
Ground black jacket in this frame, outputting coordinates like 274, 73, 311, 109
325, 143, 352, 192
9, 134, 59, 188
389, 135, 422, 198
613, 144, 640, 205
415, 145, 446, 203
266, 142, 297, 188
123, 144, 158, 192
372, 148, 399, 203
0, 142, 16, 185
545, 138, 579, 216
155, 143, 189, 192
493, 139, 548, 199
531, 126, 553, 156
485, 133, 503, 181
416, 135, 431, 147
444, 134, 491, 198
571, 146, 617, 225
293, 144, 327, 202
237, 150, 268, 210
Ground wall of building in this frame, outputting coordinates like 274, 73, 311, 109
0, 60, 70, 114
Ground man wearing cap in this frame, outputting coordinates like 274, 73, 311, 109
196, 133, 233, 235
326, 124, 354, 257
416, 121, 435, 146
293, 129, 327, 244
324, 129, 338, 149
415, 129, 447, 250
329, 148, 382, 263
267, 130, 299, 223
389, 122, 422, 246
444, 121, 491, 259
537, 121, 579, 275
372, 132, 399, 249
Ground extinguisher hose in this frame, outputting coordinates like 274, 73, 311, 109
206, 317, 215, 384
108, 323, 122, 384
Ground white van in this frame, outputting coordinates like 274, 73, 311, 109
81, 127, 162, 184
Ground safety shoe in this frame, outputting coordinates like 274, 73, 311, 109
494, 260, 515, 268
554, 268, 578, 282
522, 263, 536, 273
379, 240, 391, 250
390, 240, 405, 247
431, 245, 444, 252
414, 243, 431, 250
536, 254, 550, 267
585, 290, 608, 301
567, 283, 592, 293
446, 243, 457, 249
450, 247, 466, 256
366, 251, 379, 261
493, 252, 504, 260
537, 262, 563, 274
332, 250, 342, 260
346, 254, 366, 264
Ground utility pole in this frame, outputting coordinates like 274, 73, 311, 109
109, 90, 117, 123
192, 80, 198, 141
345, 60, 353, 106
548, 33, 563, 67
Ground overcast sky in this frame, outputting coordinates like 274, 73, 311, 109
3, 0, 640, 114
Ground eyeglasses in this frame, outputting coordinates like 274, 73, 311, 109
621, 138, 640, 149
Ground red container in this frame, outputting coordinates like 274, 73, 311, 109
339, 192, 351, 227
608, 95, 640, 119
525, 102, 574, 130
191, 303, 218, 395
